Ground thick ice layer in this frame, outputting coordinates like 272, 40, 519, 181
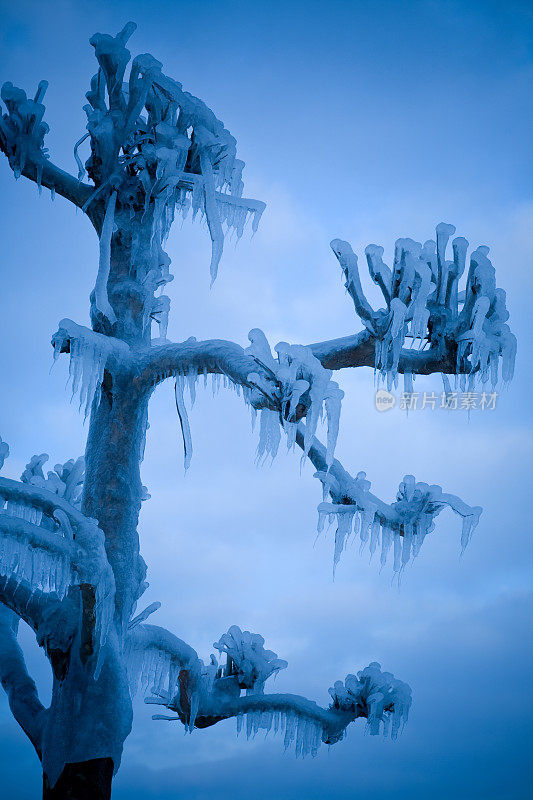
0, 80, 49, 181
329, 662, 412, 739
52, 319, 122, 418
77, 23, 266, 322
0, 473, 115, 677
317, 473, 482, 574
213, 625, 287, 692
126, 623, 203, 730
335, 225, 515, 388
21, 454, 85, 509
246, 330, 344, 466
0, 522, 71, 598
93, 190, 117, 326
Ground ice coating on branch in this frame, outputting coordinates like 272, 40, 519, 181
126, 623, 203, 731
93, 190, 117, 326
316, 471, 482, 575
0, 80, 49, 183
332, 225, 516, 388
0, 512, 71, 598
246, 331, 344, 466
0, 475, 115, 675
329, 662, 412, 739
21, 454, 85, 508
213, 625, 288, 693
3, 19, 506, 786
77, 22, 266, 320
148, 627, 411, 758
52, 319, 129, 418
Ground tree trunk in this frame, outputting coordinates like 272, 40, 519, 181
44, 235, 152, 797
43, 758, 113, 800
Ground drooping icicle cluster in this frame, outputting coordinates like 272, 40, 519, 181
52, 318, 128, 418
316, 470, 482, 575
0, 505, 72, 599
454, 244, 516, 388
329, 662, 412, 739
236, 707, 323, 758
126, 623, 204, 731
245, 329, 344, 465
331, 224, 516, 389
79, 22, 265, 324
213, 625, 288, 693
146, 621, 413, 757
0, 452, 115, 676
127, 638, 181, 700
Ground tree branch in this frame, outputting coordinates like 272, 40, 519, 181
133, 328, 463, 403
0, 604, 46, 758
149, 685, 356, 746
308, 330, 458, 374
0, 80, 95, 213
0, 475, 115, 675
20, 156, 94, 212
143, 624, 411, 752
134, 338, 259, 393
295, 424, 403, 527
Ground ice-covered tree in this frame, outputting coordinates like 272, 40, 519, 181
0, 23, 516, 800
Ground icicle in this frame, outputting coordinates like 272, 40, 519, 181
187, 367, 197, 406
199, 151, 224, 283
324, 383, 344, 468
257, 409, 281, 463
380, 525, 392, 568
174, 377, 192, 471
333, 509, 353, 574
73, 132, 89, 181
94, 190, 117, 325
128, 601, 162, 630
369, 516, 380, 558
0, 531, 71, 599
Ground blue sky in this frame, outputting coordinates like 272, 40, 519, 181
0, 0, 532, 797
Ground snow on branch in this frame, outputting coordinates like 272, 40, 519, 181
330, 224, 516, 388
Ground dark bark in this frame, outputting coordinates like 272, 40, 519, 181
43, 759, 114, 800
